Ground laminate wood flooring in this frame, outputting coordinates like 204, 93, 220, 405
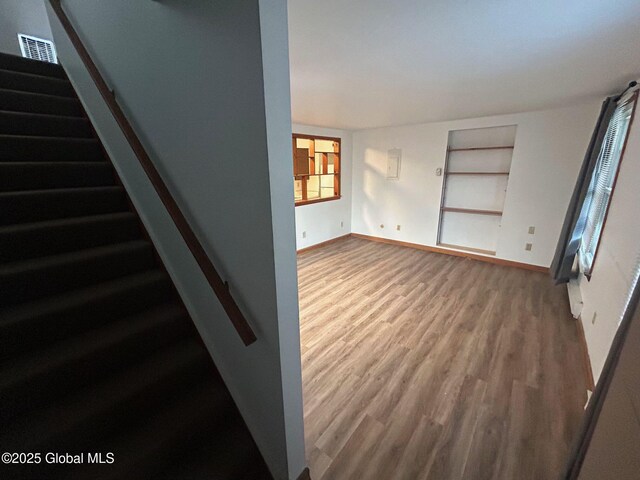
298, 237, 588, 480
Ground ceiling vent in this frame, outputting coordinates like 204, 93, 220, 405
18, 34, 58, 64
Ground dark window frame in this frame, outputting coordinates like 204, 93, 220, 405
292, 133, 341, 207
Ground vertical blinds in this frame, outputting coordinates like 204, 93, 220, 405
579, 91, 637, 274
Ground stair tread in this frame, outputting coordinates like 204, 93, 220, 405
161, 418, 265, 480
0, 185, 123, 197
100, 381, 234, 479
0, 87, 79, 104
0, 160, 109, 166
0, 88, 83, 117
0, 239, 150, 276
0, 269, 168, 325
0, 212, 141, 263
0, 53, 66, 79
0, 68, 75, 98
0, 67, 71, 83
0, 133, 104, 162
0, 133, 98, 142
0, 302, 186, 390
0, 211, 136, 236
0, 109, 92, 137
0, 109, 88, 121
2, 338, 212, 449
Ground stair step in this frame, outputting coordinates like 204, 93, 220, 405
0, 269, 173, 359
0, 52, 66, 79
0, 186, 128, 226
0, 303, 191, 420
0, 212, 141, 262
0, 52, 268, 480
0, 161, 114, 192
0, 110, 92, 137
99, 381, 236, 480
0, 240, 155, 305
161, 417, 268, 480
0, 88, 83, 116
1, 338, 214, 455
0, 134, 103, 162
0, 68, 75, 98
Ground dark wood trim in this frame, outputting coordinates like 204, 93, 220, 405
587, 90, 638, 276
48, 0, 256, 346
575, 316, 596, 392
293, 133, 341, 142
296, 467, 311, 480
293, 133, 341, 206
295, 195, 341, 207
351, 233, 549, 273
441, 207, 503, 216
297, 234, 351, 254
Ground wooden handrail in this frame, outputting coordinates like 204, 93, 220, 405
48, 0, 257, 346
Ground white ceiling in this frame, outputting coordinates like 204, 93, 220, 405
288, 0, 640, 130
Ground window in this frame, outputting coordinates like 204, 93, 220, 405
579, 91, 638, 276
292, 134, 341, 206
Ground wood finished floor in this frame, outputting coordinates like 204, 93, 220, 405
298, 237, 587, 480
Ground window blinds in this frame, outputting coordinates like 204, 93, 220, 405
579, 92, 637, 274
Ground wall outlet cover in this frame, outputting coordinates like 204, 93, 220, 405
302, 231, 306, 239
525, 243, 532, 251
528, 226, 535, 234
396, 225, 401, 231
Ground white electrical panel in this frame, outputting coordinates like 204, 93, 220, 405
387, 149, 401, 179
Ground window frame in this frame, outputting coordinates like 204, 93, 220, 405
579, 90, 638, 279
292, 133, 342, 207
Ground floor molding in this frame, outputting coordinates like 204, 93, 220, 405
297, 234, 351, 254
576, 316, 596, 391
350, 233, 549, 273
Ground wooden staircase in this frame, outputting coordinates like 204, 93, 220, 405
0, 52, 271, 480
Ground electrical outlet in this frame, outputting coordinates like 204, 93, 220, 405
528, 226, 535, 234
340, 221, 344, 228
396, 225, 401, 231
380, 224, 384, 229
592, 311, 597, 325
525, 243, 532, 251
302, 231, 306, 239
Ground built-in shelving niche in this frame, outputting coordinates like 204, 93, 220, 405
437, 125, 517, 256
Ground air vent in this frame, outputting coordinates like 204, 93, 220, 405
18, 34, 58, 64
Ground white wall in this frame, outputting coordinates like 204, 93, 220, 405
292, 124, 352, 250
0, 0, 53, 56
578, 291, 640, 480
577, 92, 640, 382
46, 1, 304, 478
351, 102, 602, 267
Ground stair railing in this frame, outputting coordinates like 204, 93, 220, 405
48, 0, 257, 346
